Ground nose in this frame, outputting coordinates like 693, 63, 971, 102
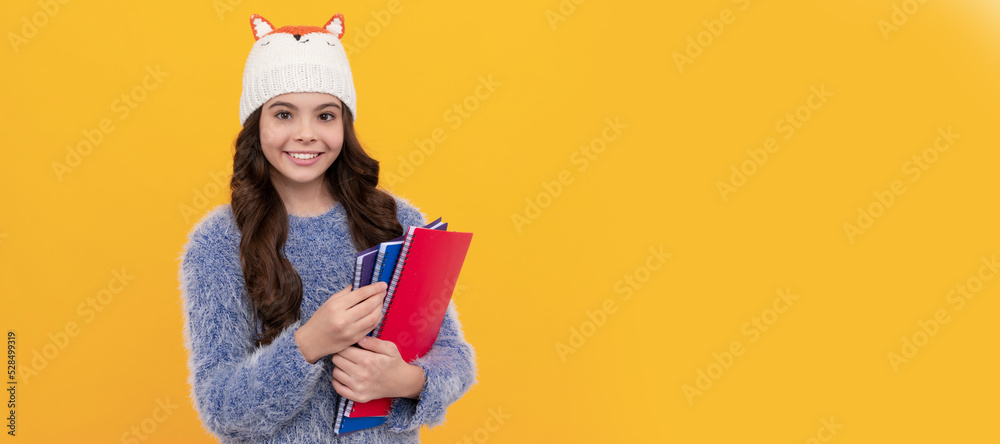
293, 34, 301, 41
295, 120, 317, 143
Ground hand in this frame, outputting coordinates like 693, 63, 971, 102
331, 336, 427, 403
294, 282, 387, 364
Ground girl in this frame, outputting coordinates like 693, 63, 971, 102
179, 13, 477, 443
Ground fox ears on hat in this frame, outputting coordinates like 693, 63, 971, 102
248, 13, 345, 41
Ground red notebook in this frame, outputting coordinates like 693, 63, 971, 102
347, 226, 473, 418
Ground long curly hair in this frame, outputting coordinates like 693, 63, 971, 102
230, 104, 403, 347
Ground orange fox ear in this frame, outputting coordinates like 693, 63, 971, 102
324, 13, 345, 40
249, 14, 275, 41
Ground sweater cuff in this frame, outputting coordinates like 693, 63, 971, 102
385, 358, 440, 432
261, 321, 327, 403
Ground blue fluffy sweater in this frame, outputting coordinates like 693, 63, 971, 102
178, 195, 477, 443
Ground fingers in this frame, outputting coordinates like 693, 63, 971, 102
332, 351, 360, 372
346, 289, 386, 323
341, 281, 388, 310
358, 336, 397, 356
331, 374, 369, 404
335, 340, 389, 367
355, 300, 383, 331
332, 360, 370, 402
331, 368, 354, 396
331, 353, 378, 403
338, 309, 381, 352
330, 284, 352, 300
332, 365, 350, 384
321, 285, 353, 309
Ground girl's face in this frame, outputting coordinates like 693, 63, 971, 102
259, 92, 345, 191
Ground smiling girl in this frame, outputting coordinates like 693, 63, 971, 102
178, 13, 477, 443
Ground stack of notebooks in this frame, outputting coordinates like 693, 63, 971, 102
333, 217, 473, 435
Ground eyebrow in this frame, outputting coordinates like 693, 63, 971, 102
267, 101, 341, 111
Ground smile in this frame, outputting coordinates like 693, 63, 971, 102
284, 151, 323, 166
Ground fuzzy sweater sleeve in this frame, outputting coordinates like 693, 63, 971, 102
385, 196, 479, 432
179, 207, 327, 441
386, 302, 478, 432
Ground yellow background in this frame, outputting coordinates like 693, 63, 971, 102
2, 0, 999, 442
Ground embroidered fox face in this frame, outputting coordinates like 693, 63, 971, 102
249, 13, 345, 46
239, 13, 358, 124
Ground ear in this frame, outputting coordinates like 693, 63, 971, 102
324, 13, 345, 40
249, 14, 275, 41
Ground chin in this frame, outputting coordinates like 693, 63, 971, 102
288, 173, 327, 184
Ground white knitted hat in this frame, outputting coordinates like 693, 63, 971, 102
239, 13, 358, 126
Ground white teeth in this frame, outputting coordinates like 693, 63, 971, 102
288, 152, 319, 160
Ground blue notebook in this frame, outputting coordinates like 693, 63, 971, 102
372, 241, 404, 286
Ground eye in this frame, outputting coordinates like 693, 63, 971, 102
275, 111, 291, 120
319, 113, 336, 121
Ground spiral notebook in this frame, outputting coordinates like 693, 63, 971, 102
337, 218, 446, 433
372, 219, 446, 287
334, 219, 472, 435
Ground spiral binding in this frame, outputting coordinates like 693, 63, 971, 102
351, 255, 364, 290
334, 398, 347, 433
373, 227, 418, 337
371, 254, 385, 286
340, 400, 354, 429
337, 252, 378, 432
